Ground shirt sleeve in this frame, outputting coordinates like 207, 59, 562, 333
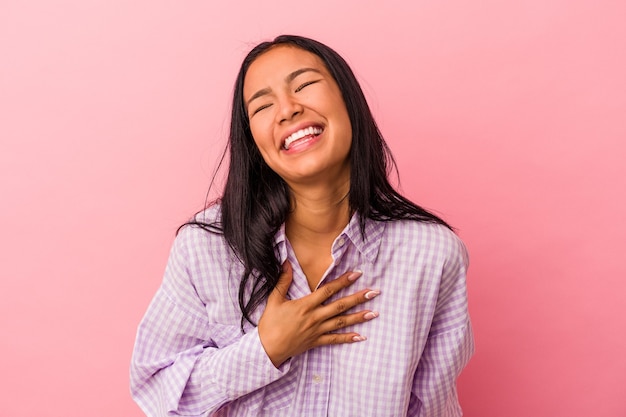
409, 233, 475, 417
130, 227, 291, 417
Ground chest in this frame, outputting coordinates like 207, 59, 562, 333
287, 235, 336, 291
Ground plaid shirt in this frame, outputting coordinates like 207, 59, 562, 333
131, 205, 474, 416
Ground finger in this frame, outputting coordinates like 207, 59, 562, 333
317, 288, 381, 318
312, 332, 368, 348
268, 260, 293, 303
318, 310, 380, 334
309, 269, 363, 305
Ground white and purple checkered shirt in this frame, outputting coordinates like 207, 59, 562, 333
131, 205, 474, 416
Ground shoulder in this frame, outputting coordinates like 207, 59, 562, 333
380, 219, 468, 266
163, 204, 241, 302
172, 204, 232, 263
191, 203, 223, 225
177, 204, 222, 239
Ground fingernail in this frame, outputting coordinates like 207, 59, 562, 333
364, 311, 379, 320
364, 290, 381, 300
352, 335, 367, 342
347, 270, 363, 281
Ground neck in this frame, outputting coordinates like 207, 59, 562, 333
285, 178, 351, 243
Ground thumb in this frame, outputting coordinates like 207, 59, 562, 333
270, 260, 293, 303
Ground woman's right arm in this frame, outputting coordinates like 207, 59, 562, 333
130, 227, 290, 417
130, 290, 291, 417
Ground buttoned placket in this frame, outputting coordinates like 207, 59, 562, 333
262, 215, 386, 414
282, 232, 352, 415
306, 233, 352, 415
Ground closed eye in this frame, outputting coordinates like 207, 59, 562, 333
295, 80, 319, 93
251, 103, 273, 116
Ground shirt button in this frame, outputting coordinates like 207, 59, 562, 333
312, 374, 323, 384
337, 237, 346, 247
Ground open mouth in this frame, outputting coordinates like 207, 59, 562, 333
283, 126, 324, 150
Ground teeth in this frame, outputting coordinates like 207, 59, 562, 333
284, 126, 323, 149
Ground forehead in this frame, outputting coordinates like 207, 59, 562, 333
243, 45, 329, 92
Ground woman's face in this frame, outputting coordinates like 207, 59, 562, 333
243, 45, 352, 187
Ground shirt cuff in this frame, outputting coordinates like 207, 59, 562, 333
205, 327, 292, 400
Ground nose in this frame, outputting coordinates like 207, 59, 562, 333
276, 94, 303, 124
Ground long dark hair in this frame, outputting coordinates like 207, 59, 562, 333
186, 35, 451, 330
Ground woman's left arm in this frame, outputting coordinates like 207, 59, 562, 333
409, 234, 475, 417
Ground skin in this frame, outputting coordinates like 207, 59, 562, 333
244, 45, 352, 188
243, 45, 381, 368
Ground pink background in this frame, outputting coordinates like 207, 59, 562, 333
1, 1, 625, 416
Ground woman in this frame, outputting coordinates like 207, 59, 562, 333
131, 35, 474, 417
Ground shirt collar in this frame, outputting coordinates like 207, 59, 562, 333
274, 213, 385, 264
342, 212, 385, 264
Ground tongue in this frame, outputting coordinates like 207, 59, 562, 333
287, 134, 316, 150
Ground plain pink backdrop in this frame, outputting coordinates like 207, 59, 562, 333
1, 1, 625, 416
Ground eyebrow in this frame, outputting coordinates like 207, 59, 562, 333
246, 67, 322, 109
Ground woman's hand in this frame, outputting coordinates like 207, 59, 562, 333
258, 260, 380, 368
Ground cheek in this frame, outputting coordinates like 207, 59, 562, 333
249, 115, 275, 146
338, 110, 352, 145
249, 126, 269, 152
327, 95, 351, 137
250, 132, 277, 169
